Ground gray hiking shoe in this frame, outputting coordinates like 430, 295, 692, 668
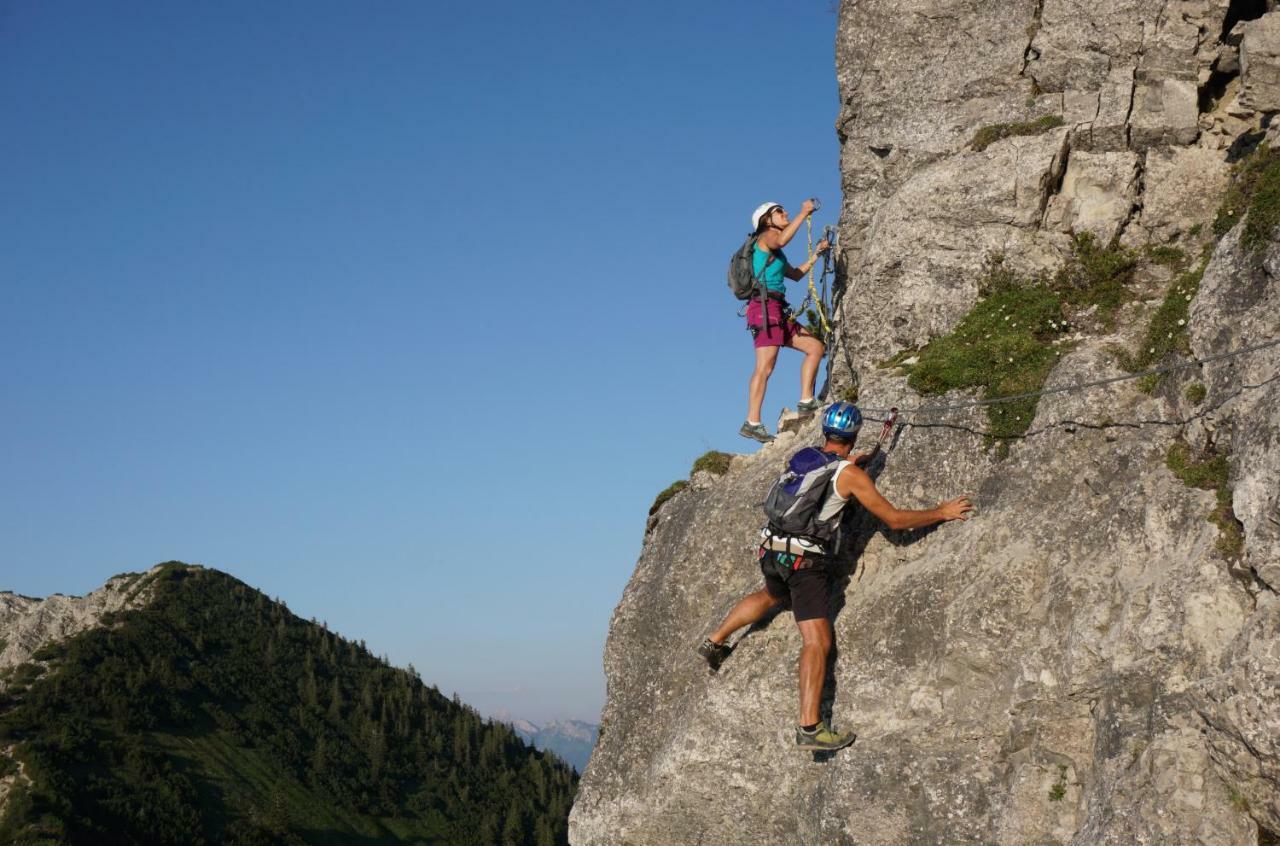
696, 638, 731, 671
796, 397, 824, 414
795, 721, 856, 751
739, 421, 775, 443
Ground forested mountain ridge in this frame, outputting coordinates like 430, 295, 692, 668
0, 563, 576, 845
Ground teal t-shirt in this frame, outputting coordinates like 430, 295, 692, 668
752, 245, 790, 294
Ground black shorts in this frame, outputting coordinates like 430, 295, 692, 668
760, 550, 831, 622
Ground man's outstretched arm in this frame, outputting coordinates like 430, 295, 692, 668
837, 464, 972, 531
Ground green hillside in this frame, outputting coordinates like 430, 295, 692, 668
0, 564, 576, 845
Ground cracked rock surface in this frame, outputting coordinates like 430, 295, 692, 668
572, 1, 1280, 844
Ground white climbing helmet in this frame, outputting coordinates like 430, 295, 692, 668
751, 201, 781, 231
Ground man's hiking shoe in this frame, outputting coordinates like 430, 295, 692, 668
795, 721, 856, 751
739, 421, 775, 443
796, 397, 824, 414
697, 638, 731, 671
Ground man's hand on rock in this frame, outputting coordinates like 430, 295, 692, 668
938, 496, 974, 522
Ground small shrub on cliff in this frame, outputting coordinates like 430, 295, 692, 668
1185, 382, 1207, 404
970, 114, 1065, 152
1166, 440, 1243, 559
691, 451, 732, 476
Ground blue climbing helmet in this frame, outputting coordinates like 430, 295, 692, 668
821, 401, 863, 439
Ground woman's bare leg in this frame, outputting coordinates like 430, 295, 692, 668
788, 332, 826, 402
747, 345, 781, 422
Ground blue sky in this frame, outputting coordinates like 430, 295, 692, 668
1, 1, 842, 723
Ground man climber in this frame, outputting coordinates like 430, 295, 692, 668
699, 402, 973, 751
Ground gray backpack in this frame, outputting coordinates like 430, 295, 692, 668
762, 447, 843, 543
727, 234, 776, 301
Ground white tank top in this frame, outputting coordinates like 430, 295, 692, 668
815, 459, 854, 524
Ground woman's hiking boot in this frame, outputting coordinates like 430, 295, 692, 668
739, 421, 775, 443
795, 721, 856, 751
796, 397, 824, 414
696, 638, 732, 671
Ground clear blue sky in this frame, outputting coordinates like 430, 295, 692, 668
1, 1, 842, 723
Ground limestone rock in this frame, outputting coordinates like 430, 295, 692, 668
1129, 78, 1201, 148
1043, 150, 1141, 242
1240, 12, 1280, 113
1126, 146, 1231, 245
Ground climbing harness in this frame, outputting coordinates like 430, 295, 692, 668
857, 337, 1280, 421
759, 527, 827, 556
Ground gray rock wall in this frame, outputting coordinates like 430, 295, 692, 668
572, 1, 1280, 843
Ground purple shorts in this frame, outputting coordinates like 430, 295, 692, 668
747, 297, 801, 348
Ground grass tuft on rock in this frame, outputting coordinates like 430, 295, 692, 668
1050, 233, 1137, 324
1214, 143, 1280, 252
1048, 765, 1068, 802
1115, 261, 1205, 392
971, 114, 1066, 152
1185, 382, 1207, 404
649, 480, 689, 516
905, 255, 1070, 440
1166, 441, 1244, 559
691, 451, 732, 476
897, 236, 1134, 443
1144, 244, 1186, 267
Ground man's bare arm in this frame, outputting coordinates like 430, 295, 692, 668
837, 464, 972, 530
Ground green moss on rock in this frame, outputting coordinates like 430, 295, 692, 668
971, 114, 1065, 152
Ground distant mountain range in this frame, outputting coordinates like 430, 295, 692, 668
495, 714, 598, 772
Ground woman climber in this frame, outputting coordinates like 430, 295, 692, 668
739, 199, 830, 444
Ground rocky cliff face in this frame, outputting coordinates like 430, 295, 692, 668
0, 566, 164, 679
0, 566, 164, 817
572, 2, 1280, 843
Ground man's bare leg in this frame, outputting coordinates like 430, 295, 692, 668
708, 588, 782, 645
796, 616, 832, 726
